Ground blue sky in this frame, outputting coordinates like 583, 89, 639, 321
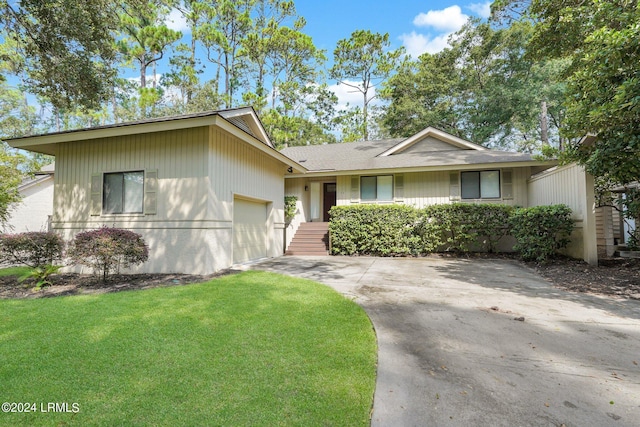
293, 0, 491, 56
163, 1, 491, 107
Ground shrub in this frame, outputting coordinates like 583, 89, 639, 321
19, 264, 63, 290
509, 205, 574, 262
422, 204, 481, 252
68, 227, 149, 281
329, 205, 421, 256
413, 214, 443, 254
284, 195, 298, 225
469, 204, 514, 253
0, 231, 64, 267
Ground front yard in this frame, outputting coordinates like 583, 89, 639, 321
0, 271, 377, 426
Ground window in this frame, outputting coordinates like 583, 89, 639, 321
361, 175, 393, 201
103, 171, 144, 214
460, 170, 500, 199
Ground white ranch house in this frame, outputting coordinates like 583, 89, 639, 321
6, 108, 621, 273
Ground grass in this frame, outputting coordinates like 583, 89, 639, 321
0, 271, 377, 426
0, 266, 32, 277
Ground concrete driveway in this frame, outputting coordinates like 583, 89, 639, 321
250, 256, 640, 427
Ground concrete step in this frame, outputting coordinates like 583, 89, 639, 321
285, 250, 329, 256
286, 222, 330, 256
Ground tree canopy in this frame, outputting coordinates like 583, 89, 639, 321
493, 0, 640, 186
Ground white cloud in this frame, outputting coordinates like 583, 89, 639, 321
165, 8, 189, 32
413, 5, 468, 33
468, 1, 492, 19
399, 31, 451, 57
328, 80, 374, 110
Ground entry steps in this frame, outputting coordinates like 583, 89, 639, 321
285, 222, 329, 256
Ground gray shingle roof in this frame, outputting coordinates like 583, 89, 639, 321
280, 138, 539, 173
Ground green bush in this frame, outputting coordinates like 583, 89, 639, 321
413, 214, 443, 253
422, 204, 480, 252
468, 204, 514, 252
68, 227, 149, 281
329, 205, 421, 256
329, 203, 574, 260
284, 195, 298, 225
509, 205, 574, 262
0, 231, 64, 267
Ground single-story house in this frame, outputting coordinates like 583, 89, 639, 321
4, 163, 55, 233
281, 127, 561, 247
6, 108, 305, 274
6, 109, 612, 272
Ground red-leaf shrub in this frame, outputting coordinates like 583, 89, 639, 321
68, 227, 149, 281
0, 231, 64, 267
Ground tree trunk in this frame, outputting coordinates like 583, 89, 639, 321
540, 100, 549, 147
363, 91, 369, 141
140, 59, 146, 89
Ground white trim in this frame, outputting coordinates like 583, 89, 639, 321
218, 107, 272, 147
378, 127, 487, 157
286, 160, 558, 178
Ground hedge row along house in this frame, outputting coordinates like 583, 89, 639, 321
5, 107, 622, 274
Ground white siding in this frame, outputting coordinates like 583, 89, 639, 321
528, 163, 597, 265
208, 127, 285, 263
284, 178, 309, 249
55, 127, 209, 223
53, 126, 286, 274
6, 177, 54, 232
333, 168, 530, 208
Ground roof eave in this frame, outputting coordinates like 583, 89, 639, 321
285, 159, 558, 178
5, 115, 225, 156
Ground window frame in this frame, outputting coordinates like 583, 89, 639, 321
360, 175, 394, 202
460, 170, 501, 200
102, 170, 145, 214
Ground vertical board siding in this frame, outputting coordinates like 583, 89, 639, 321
209, 127, 284, 221
404, 171, 450, 208
55, 127, 209, 223
528, 164, 586, 220
53, 125, 288, 273
284, 177, 308, 248
332, 168, 529, 209
527, 163, 598, 264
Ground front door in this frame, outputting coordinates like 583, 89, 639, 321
323, 183, 337, 222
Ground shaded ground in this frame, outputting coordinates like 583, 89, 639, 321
531, 256, 640, 300
1, 256, 639, 300
0, 271, 227, 299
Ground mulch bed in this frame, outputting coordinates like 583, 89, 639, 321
0, 271, 229, 300
529, 257, 640, 300
1, 257, 640, 300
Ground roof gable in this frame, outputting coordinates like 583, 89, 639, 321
4, 107, 274, 155
378, 127, 487, 157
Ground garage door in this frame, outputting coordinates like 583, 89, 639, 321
233, 198, 267, 264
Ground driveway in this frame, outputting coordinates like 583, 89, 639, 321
250, 256, 640, 427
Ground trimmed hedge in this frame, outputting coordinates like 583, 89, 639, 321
329, 205, 421, 256
329, 203, 574, 261
509, 205, 574, 261
422, 203, 513, 253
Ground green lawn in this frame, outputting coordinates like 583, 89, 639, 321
0, 271, 377, 426
0, 266, 32, 277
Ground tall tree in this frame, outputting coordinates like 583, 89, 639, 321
330, 30, 403, 141
0, 0, 132, 111
382, 20, 567, 152
525, 0, 640, 187
118, 1, 181, 89
198, 0, 254, 108
241, 0, 297, 107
